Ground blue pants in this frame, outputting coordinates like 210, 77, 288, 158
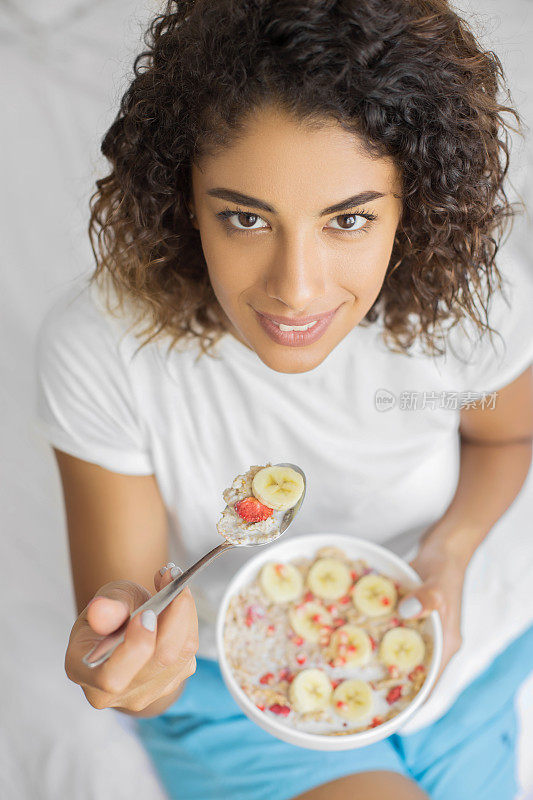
135, 623, 533, 800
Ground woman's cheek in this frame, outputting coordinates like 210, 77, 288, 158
338, 235, 394, 303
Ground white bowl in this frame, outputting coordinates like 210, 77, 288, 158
216, 533, 443, 751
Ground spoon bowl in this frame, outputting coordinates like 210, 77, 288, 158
233, 462, 306, 547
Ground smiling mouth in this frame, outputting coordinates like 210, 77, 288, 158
256, 306, 343, 329
253, 305, 342, 347
271, 320, 318, 332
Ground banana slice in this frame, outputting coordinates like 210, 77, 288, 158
289, 668, 333, 713
306, 558, 352, 600
251, 466, 304, 511
379, 627, 426, 672
288, 601, 333, 642
332, 679, 374, 720
259, 562, 304, 603
329, 624, 372, 666
352, 574, 397, 617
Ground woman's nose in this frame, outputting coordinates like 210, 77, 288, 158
265, 230, 326, 312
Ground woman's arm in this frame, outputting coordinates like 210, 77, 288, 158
55, 449, 190, 717
416, 364, 533, 570
398, 364, 533, 692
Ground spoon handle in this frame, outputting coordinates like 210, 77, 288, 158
82, 540, 235, 669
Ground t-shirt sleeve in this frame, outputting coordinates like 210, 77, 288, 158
446, 244, 533, 395
34, 284, 154, 475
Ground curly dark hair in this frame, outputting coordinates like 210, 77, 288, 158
88, 0, 522, 360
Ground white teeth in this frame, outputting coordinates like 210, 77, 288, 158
276, 320, 318, 332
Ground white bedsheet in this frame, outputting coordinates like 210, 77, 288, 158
1, 1, 532, 798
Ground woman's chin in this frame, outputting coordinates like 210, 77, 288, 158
249, 333, 338, 374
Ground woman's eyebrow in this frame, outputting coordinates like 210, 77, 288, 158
206, 187, 387, 216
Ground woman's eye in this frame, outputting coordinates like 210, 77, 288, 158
326, 213, 369, 232
224, 211, 269, 231
217, 207, 376, 235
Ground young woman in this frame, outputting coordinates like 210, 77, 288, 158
36, 1, 533, 798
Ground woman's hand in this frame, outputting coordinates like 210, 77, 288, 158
397, 545, 467, 700
64, 563, 199, 713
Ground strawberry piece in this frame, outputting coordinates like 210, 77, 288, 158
347, 644, 358, 653
246, 604, 263, 619
369, 635, 377, 651
269, 704, 291, 716
266, 624, 275, 636
369, 716, 383, 728
333, 656, 346, 667
274, 563, 285, 575
332, 617, 345, 628
311, 613, 322, 623
350, 570, 359, 582
326, 604, 338, 615
234, 497, 273, 522
304, 591, 314, 602
296, 652, 307, 665
408, 665, 426, 681
244, 604, 264, 627
278, 667, 293, 682
387, 665, 399, 678
331, 679, 343, 689
256, 703, 266, 711
336, 700, 348, 710
339, 595, 351, 605
259, 672, 275, 685
381, 597, 391, 606
386, 686, 402, 705
390, 617, 400, 627
292, 635, 305, 646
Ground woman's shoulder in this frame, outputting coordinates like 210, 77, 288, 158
36, 275, 158, 367
39, 274, 130, 337
36, 275, 211, 391
34, 277, 155, 475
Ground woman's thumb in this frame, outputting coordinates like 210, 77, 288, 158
398, 582, 444, 620
85, 581, 150, 635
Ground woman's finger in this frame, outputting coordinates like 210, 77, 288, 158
92, 566, 187, 694
86, 596, 130, 636
153, 561, 182, 593
91, 606, 158, 696
66, 580, 152, 687
151, 566, 199, 669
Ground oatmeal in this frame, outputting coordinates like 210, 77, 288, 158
223, 545, 433, 735
217, 463, 305, 545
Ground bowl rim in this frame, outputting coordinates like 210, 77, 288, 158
215, 532, 443, 748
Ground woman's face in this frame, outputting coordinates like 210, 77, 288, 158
189, 105, 402, 374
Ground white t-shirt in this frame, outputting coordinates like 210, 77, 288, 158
34, 245, 533, 733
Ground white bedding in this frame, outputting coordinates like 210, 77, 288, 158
1, 1, 532, 798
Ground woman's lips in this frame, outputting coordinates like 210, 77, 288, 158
254, 306, 340, 347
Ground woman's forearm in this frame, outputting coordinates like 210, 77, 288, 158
417, 433, 532, 570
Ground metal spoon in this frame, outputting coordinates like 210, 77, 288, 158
82, 463, 306, 668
